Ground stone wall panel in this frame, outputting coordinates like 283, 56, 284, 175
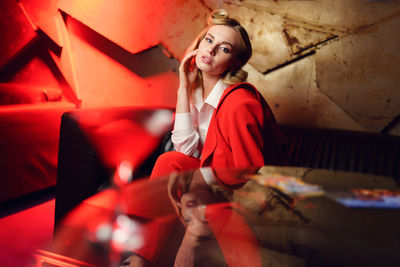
222, 0, 400, 134
58, 0, 209, 59
226, 5, 291, 73
245, 56, 363, 131
226, 0, 400, 32
315, 14, 400, 131
226, 3, 341, 73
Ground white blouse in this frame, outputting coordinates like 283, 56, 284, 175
172, 79, 229, 158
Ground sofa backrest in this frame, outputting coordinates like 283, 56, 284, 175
281, 125, 400, 180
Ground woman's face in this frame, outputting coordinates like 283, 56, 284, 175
195, 25, 241, 77
180, 189, 214, 237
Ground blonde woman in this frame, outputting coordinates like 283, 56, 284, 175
126, 9, 289, 267
151, 9, 289, 179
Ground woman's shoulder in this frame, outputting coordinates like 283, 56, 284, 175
226, 82, 257, 92
222, 82, 261, 104
215, 82, 265, 118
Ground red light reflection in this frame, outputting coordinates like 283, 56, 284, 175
71, 107, 173, 172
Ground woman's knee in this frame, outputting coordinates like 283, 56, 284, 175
151, 152, 200, 179
154, 151, 185, 168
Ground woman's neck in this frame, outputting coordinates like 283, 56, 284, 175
201, 73, 220, 100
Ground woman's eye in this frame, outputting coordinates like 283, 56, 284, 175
205, 37, 212, 44
221, 47, 230, 53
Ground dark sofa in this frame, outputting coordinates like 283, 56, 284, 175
54, 106, 400, 227
0, 84, 75, 205
54, 107, 174, 227
284, 125, 400, 178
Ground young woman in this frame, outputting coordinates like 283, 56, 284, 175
124, 9, 289, 266
151, 9, 289, 179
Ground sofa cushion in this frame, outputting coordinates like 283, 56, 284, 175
0, 83, 62, 105
0, 102, 75, 203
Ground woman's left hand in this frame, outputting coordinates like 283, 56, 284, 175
179, 49, 199, 92
176, 49, 198, 113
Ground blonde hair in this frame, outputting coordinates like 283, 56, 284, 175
191, 9, 252, 85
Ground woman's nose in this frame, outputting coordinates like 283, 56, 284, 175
208, 45, 217, 56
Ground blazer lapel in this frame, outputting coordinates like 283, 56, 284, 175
200, 109, 218, 166
200, 83, 252, 166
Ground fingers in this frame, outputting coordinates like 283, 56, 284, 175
180, 49, 198, 72
179, 49, 199, 91
183, 49, 198, 62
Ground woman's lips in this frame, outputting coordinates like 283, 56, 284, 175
201, 55, 211, 65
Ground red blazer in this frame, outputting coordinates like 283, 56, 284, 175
200, 83, 289, 169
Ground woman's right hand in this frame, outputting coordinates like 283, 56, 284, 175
179, 49, 198, 92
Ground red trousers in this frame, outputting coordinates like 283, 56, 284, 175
131, 151, 199, 261
138, 152, 262, 266
150, 151, 201, 179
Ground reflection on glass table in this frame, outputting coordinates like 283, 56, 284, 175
35, 166, 400, 267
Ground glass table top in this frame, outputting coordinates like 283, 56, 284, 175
36, 166, 400, 267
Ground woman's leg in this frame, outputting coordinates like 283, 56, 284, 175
128, 152, 200, 264
150, 151, 200, 179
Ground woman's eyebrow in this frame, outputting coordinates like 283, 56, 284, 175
222, 42, 233, 49
207, 33, 215, 39
206, 33, 233, 48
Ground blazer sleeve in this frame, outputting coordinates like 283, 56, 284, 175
223, 93, 265, 167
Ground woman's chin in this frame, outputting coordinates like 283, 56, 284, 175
195, 61, 209, 72
197, 66, 223, 78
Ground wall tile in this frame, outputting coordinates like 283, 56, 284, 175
58, 0, 209, 58
245, 55, 364, 131
226, 0, 400, 31
0, 1, 37, 68
315, 14, 400, 131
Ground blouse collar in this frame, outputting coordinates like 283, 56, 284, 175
193, 79, 229, 111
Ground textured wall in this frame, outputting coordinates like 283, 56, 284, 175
55, 0, 210, 108
1, 0, 399, 135
211, 0, 400, 135
0, 0, 210, 108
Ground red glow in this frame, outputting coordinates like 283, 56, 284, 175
19, 0, 62, 46
71, 107, 173, 171
34, 249, 96, 266
0, 102, 74, 202
58, 0, 175, 54
207, 203, 262, 267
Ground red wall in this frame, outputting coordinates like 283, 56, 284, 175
1, 0, 210, 108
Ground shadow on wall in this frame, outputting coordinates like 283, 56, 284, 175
63, 12, 179, 79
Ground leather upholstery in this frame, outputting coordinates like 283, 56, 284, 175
54, 109, 400, 227
54, 107, 172, 227
282, 125, 400, 179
